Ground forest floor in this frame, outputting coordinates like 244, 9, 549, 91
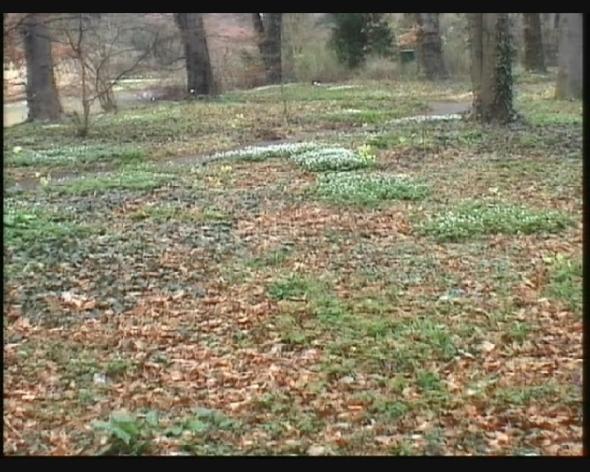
3, 72, 583, 455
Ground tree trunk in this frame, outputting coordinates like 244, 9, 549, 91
21, 13, 62, 121
555, 13, 582, 99
415, 13, 448, 80
174, 13, 215, 96
253, 13, 282, 84
469, 13, 515, 124
523, 14, 546, 72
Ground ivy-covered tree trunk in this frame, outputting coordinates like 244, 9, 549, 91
555, 13, 582, 99
21, 13, 62, 122
415, 13, 448, 80
523, 13, 546, 73
469, 13, 516, 124
174, 13, 215, 96
252, 13, 282, 84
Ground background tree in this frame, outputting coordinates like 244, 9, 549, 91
541, 13, 560, 67
329, 13, 394, 68
469, 13, 515, 123
523, 13, 546, 73
58, 13, 158, 136
555, 13, 582, 99
252, 13, 283, 84
415, 13, 448, 80
174, 13, 215, 97
21, 13, 62, 122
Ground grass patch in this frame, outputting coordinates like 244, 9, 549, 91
545, 254, 582, 313
247, 246, 292, 268
492, 383, 562, 407
313, 172, 429, 205
419, 201, 571, 242
267, 274, 318, 301
130, 203, 229, 223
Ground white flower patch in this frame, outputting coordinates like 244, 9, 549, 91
247, 83, 298, 93
314, 172, 429, 203
327, 85, 360, 91
209, 142, 320, 162
387, 114, 462, 125
419, 201, 571, 241
290, 147, 371, 172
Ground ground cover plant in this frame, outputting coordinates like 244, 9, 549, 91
3, 72, 582, 456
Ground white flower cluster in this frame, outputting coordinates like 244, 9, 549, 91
315, 172, 429, 203
290, 147, 371, 172
327, 85, 359, 91
8, 144, 141, 166
420, 202, 570, 241
209, 142, 319, 162
387, 114, 462, 125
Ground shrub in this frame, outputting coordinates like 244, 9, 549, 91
328, 14, 395, 68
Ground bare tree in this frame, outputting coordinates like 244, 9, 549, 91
174, 13, 215, 96
523, 13, 546, 73
21, 13, 62, 122
555, 13, 582, 99
59, 14, 158, 136
252, 13, 282, 84
415, 13, 448, 80
469, 13, 516, 123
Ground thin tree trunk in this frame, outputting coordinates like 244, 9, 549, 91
523, 14, 546, 72
21, 13, 62, 121
174, 13, 215, 96
469, 13, 516, 123
252, 13, 282, 84
555, 13, 583, 99
415, 13, 448, 80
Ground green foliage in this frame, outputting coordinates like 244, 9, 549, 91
6, 144, 144, 168
291, 147, 373, 172
372, 400, 410, 421
313, 172, 429, 205
182, 408, 240, 433
417, 371, 443, 393
267, 275, 315, 300
493, 383, 561, 406
419, 201, 572, 242
545, 254, 582, 313
53, 170, 173, 195
92, 410, 154, 455
92, 407, 240, 455
329, 14, 395, 68
4, 203, 92, 250
247, 247, 292, 268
